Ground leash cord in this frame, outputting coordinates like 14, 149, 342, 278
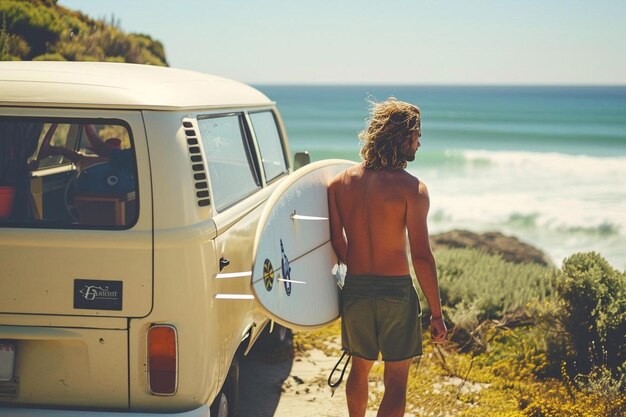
328, 350, 352, 388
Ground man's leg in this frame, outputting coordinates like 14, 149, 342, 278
377, 359, 412, 417
346, 356, 375, 417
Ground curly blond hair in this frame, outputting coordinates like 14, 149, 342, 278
359, 97, 421, 170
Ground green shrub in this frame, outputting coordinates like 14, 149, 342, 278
555, 252, 626, 374
6, 33, 30, 58
433, 247, 554, 323
0, 0, 65, 57
1, 14, 8, 60
53, 29, 98, 60
1, 0, 168, 65
32, 52, 66, 61
104, 56, 126, 63
127, 33, 168, 65
2, 14, 28, 60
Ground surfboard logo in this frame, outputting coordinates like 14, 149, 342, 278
280, 239, 292, 296
263, 259, 274, 291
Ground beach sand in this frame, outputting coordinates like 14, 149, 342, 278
239, 336, 417, 417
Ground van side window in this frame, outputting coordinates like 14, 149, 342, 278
0, 118, 138, 228
197, 114, 260, 211
249, 111, 287, 182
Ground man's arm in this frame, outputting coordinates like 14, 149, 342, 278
84, 125, 115, 157
406, 181, 447, 341
328, 180, 347, 264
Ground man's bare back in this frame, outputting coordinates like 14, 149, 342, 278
328, 164, 429, 276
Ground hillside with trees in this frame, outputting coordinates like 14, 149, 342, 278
0, 0, 167, 65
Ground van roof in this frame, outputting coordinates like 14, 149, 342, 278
0, 61, 273, 111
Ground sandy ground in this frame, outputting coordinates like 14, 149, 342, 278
239, 337, 417, 417
240, 347, 375, 417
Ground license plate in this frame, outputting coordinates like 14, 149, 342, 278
0, 341, 16, 382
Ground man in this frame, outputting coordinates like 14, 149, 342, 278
328, 98, 447, 417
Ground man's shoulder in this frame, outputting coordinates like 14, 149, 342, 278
330, 164, 361, 185
389, 169, 422, 189
397, 169, 420, 182
394, 171, 429, 200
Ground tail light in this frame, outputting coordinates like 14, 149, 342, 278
147, 325, 178, 395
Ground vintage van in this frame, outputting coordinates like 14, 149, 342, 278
0, 61, 305, 416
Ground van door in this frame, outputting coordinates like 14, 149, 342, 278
0, 109, 153, 318
195, 112, 264, 372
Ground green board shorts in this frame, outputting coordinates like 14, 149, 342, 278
341, 274, 422, 361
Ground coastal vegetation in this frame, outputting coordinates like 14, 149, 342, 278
0, 0, 167, 65
294, 247, 626, 417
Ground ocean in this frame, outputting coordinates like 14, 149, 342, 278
255, 86, 626, 269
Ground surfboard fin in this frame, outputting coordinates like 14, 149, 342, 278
215, 294, 255, 300
291, 214, 328, 221
290, 210, 328, 221
216, 271, 252, 279
277, 278, 307, 284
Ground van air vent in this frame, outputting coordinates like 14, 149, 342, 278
182, 119, 211, 208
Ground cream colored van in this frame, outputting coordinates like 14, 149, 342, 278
0, 62, 303, 416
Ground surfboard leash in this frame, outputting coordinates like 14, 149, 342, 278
328, 350, 352, 397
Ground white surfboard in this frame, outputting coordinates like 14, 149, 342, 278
251, 159, 356, 330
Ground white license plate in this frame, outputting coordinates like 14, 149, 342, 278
0, 341, 16, 382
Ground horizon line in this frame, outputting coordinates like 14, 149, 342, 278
249, 82, 626, 87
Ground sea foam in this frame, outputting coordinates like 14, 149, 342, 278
413, 149, 626, 268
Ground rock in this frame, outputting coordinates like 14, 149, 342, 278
430, 229, 551, 266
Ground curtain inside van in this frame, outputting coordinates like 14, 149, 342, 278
0, 120, 44, 220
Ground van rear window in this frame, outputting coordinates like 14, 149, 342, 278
0, 118, 138, 229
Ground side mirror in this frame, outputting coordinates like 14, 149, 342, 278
293, 151, 310, 170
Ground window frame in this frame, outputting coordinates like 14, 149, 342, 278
247, 109, 289, 185
0, 116, 140, 231
196, 112, 262, 213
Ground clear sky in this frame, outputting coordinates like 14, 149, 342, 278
58, 0, 626, 85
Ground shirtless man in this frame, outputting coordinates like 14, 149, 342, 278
328, 98, 447, 417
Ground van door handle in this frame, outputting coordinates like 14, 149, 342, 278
219, 257, 230, 271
